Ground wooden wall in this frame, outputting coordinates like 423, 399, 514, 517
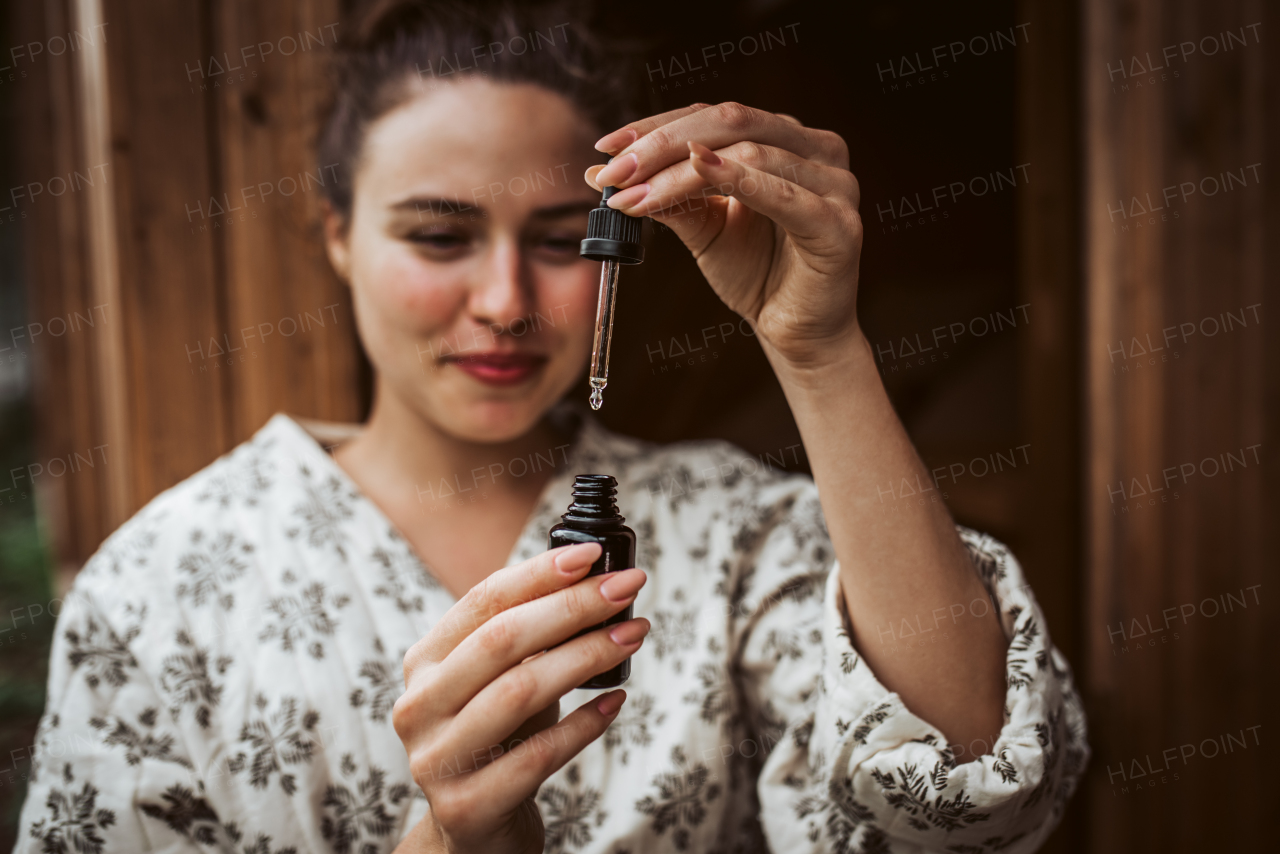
20, 0, 364, 570
1014, 1, 1084, 850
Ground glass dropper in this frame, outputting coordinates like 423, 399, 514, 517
588, 259, 621, 409
579, 182, 645, 411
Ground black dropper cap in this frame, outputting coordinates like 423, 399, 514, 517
580, 185, 645, 264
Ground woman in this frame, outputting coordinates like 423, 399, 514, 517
15, 2, 1087, 853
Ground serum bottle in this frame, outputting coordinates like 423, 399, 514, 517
548, 474, 637, 688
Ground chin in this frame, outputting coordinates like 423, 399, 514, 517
433, 392, 550, 444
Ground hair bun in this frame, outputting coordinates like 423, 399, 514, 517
351, 0, 465, 52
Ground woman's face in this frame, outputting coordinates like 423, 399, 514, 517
326, 76, 603, 443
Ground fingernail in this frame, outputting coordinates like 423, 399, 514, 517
688, 140, 722, 166
594, 152, 638, 188
599, 568, 646, 602
605, 183, 650, 211
594, 128, 636, 153
609, 618, 650, 645
555, 542, 600, 573
596, 689, 626, 716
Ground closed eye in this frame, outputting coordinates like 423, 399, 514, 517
528, 230, 586, 264
410, 231, 468, 249
539, 236, 579, 252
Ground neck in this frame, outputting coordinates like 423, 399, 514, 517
336, 384, 573, 507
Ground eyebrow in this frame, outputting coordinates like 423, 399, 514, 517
391, 198, 598, 220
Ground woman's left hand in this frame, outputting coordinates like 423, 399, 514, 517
587, 102, 863, 367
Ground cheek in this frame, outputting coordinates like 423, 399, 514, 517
360, 243, 465, 330
540, 265, 601, 331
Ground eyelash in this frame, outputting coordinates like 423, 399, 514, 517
407, 232, 580, 253
411, 231, 466, 248
539, 236, 579, 252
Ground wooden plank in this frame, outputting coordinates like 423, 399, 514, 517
1083, 0, 1269, 850
98, 0, 231, 507
1157, 3, 1266, 848
71, 0, 130, 532
210, 0, 361, 441
13, 0, 116, 567
1083, 1, 1166, 848
1013, 1, 1083, 851
1262, 2, 1280, 830
13, 0, 74, 565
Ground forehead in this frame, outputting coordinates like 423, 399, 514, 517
358, 77, 600, 211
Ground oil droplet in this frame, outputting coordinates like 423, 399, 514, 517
589, 377, 607, 410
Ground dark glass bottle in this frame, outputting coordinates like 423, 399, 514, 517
548, 474, 637, 689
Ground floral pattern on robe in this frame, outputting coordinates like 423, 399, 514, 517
15, 403, 1087, 853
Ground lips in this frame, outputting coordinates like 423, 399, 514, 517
444, 351, 548, 386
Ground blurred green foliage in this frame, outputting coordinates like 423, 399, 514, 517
1, 4, 57, 848
0, 399, 56, 841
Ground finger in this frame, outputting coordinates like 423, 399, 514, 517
599, 101, 849, 192
428, 690, 627, 829
584, 163, 605, 191
607, 141, 857, 219
406, 542, 601, 674
594, 103, 714, 153
684, 141, 844, 245
435, 567, 647, 706
444, 617, 649, 759
504, 699, 561, 750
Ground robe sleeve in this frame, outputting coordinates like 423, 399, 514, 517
731, 480, 1089, 854
13, 560, 211, 853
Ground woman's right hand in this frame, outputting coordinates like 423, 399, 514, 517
391, 542, 650, 853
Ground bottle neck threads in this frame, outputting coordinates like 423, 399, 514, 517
560, 474, 624, 527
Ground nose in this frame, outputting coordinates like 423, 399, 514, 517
465, 234, 533, 338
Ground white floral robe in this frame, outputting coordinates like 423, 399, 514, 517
14, 403, 1087, 854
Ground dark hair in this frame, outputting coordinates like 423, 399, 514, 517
318, 0, 633, 221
